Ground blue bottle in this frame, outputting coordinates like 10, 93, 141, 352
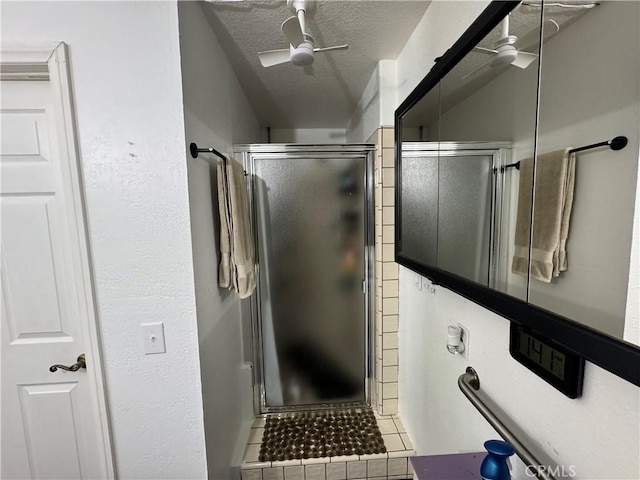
480, 440, 515, 480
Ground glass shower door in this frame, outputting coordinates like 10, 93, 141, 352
401, 142, 512, 292
249, 148, 372, 410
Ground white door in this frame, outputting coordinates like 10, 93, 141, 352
1, 73, 113, 477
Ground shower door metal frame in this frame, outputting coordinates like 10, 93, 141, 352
235, 144, 376, 414
401, 141, 512, 289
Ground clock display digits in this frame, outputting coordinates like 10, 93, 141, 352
550, 350, 566, 380
530, 335, 543, 365
518, 331, 565, 380
510, 324, 583, 398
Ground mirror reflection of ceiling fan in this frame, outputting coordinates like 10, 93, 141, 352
462, 14, 560, 80
257, 0, 348, 70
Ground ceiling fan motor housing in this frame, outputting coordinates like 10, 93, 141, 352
491, 35, 518, 67
291, 43, 314, 66
491, 46, 518, 67
288, 0, 315, 14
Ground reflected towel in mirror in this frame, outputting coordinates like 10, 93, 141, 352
512, 148, 575, 282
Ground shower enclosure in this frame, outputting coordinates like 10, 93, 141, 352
401, 142, 512, 289
236, 145, 374, 413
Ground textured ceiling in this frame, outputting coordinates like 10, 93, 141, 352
201, 0, 431, 128
403, 2, 592, 127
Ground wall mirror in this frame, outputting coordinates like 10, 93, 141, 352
395, 0, 640, 387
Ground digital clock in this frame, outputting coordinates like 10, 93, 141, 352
509, 324, 584, 398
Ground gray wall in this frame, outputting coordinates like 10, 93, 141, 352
178, 3, 262, 478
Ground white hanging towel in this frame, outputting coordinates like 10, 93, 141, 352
217, 156, 256, 298
512, 148, 575, 282
217, 161, 232, 289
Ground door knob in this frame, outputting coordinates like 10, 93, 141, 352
49, 354, 86, 372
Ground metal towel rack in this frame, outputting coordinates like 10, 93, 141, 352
189, 142, 250, 177
458, 367, 554, 480
501, 135, 628, 171
189, 142, 227, 163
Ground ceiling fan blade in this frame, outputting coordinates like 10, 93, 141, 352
512, 51, 538, 69
461, 57, 493, 80
313, 45, 349, 53
258, 49, 291, 67
281, 16, 304, 48
473, 46, 499, 55
517, 19, 561, 51
303, 64, 315, 77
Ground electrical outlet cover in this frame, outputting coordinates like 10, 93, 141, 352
457, 323, 470, 360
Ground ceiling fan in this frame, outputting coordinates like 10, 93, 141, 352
462, 14, 558, 80
257, 0, 348, 69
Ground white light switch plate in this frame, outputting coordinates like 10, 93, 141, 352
141, 323, 166, 354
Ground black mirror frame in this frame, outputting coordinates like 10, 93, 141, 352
394, 0, 640, 388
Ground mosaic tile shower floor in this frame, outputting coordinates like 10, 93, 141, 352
242, 411, 415, 480
260, 409, 386, 461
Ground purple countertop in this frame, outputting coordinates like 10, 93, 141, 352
410, 452, 485, 479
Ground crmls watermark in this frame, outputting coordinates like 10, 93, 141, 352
525, 465, 577, 478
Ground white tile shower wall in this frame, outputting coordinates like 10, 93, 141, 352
284, 465, 305, 480
346, 461, 367, 478
368, 126, 399, 417
264, 467, 285, 480
326, 462, 347, 480
305, 464, 326, 480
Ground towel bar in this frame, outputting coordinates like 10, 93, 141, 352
189, 142, 250, 177
189, 142, 227, 162
499, 135, 628, 171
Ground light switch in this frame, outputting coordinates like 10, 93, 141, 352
141, 323, 166, 354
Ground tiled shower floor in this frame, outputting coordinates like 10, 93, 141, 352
241, 412, 415, 480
